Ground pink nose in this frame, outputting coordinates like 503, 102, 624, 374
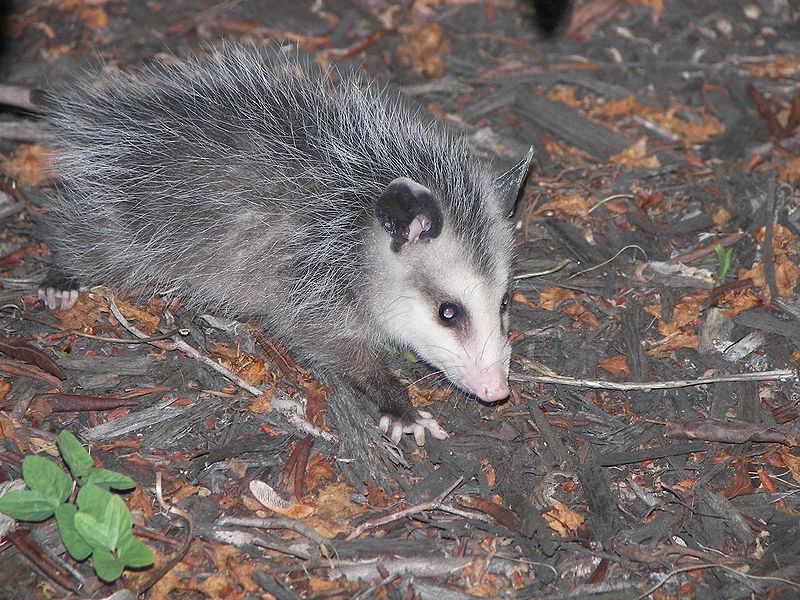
463, 365, 510, 402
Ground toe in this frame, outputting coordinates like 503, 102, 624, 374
412, 423, 426, 446
390, 423, 403, 445
379, 415, 391, 433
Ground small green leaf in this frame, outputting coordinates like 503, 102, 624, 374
57, 430, 94, 480
0, 489, 58, 521
82, 468, 136, 491
76, 484, 113, 520
74, 511, 116, 552
117, 532, 154, 569
55, 504, 92, 561
92, 548, 124, 583
715, 244, 734, 281
74, 485, 133, 552
22, 455, 72, 504
105, 494, 133, 546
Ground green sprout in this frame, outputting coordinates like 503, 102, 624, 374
714, 243, 733, 281
0, 430, 153, 583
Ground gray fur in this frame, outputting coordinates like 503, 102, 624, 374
42, 44, 528, 436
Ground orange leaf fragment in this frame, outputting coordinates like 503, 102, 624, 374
779, 447, 800, 486
597, 355, 629, 378
512, 292, 537, 310
542, 501, 584, 536
778, 156, 800, 184
1, 144, 53, 187
396, 23, 450, 79
610, 137, 661, 169
539, 287, 578, 311
536, 193, 591, 218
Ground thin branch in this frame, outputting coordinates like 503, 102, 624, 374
346, 476, 464, 540
510, 369, 796, 391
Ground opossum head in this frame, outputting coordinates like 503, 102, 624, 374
374, 148, 534, 403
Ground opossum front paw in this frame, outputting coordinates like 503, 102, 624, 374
38, 287, 80, 310
379, 410, 449, 446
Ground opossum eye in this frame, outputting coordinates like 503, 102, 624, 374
438, 302, 462, 324
501, 292, 510, 310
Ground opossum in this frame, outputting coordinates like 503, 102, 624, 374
37, 44, 534, 445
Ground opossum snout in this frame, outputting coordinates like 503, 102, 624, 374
462, 363, 510, 403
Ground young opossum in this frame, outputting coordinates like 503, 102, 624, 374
38, 44, 534, 445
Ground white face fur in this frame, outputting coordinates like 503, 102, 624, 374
375, 224, 513, 403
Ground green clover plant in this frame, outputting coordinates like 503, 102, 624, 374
0, 430, 153, 582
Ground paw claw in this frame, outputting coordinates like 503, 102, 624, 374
39, 287, 80, 310
390, 423, 403, 445
379, 415, 391, 433
380, 412, 449, 445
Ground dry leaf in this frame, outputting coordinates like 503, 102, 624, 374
720, 290, 762, 318
657, 301, 702, 336
396, 23, 450, 79
743, 56, 800, 79
0, 379, 10, 403
648, 331, 698, 354
597, 355, 629, 378
304, 480, 365, 537
535, 193, 591, 217
80, 6, 108, 29
562, 302, 599, 330
129, 486, 155, 520
548, 86, 580, 108
724, 460, 756, 499
408, 382, 451, 408
594, 94, 639, 118
540, 132, 595, 165
248, 387, 273, 415
780, 447, 800, 486
211, 342, 271, 386
543, 501, 584, 536
778, 156, 800, 183
304, 454, 337, 492
610, 137, 661, 169
512, 292, 537, 309
539, 287, 578, 311
712, 207, 731, 229
2, 144, 54, 187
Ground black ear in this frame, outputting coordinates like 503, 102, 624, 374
375, 177, 444, 253
495, 146, 535, 217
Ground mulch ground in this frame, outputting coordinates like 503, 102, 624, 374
0, 1, 799, 598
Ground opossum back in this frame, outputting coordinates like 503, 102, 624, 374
42, 45, 508, 341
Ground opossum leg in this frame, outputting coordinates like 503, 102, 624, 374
350, 361, 449, 446
37, 271, 84, 310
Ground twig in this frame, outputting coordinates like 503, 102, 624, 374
106, 293, 263, 395
567, 245, 648, 278
587, 193, 634, 214
346, 476, 464, 540
0, 84, 40, 112
668, 232, 746, 265
215, 516, 330, 546
762, 174, 779, 301
513, 258, 574, 280
510, 368, 796, 391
